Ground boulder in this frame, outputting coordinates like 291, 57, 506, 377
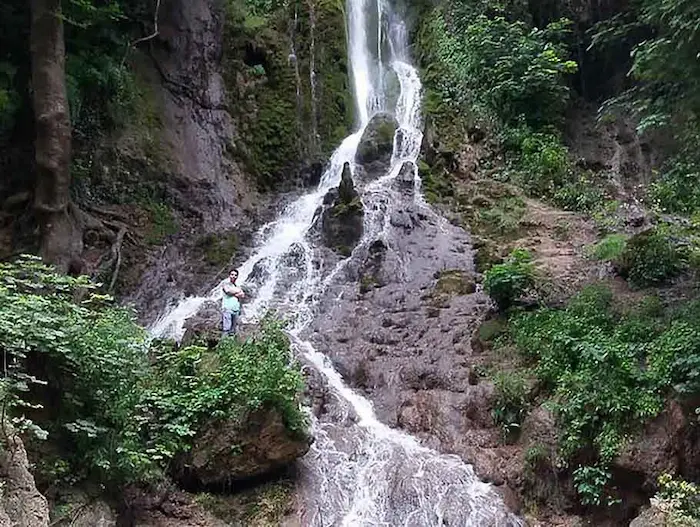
615, 400, 688, 486
69, 499, 117, 527
0, 433, 49, 527
356, 113, 398, 178
174, 406, 312, 487
394, 161, 415, 193
629, 504, 670, 527
320, 163, 364, 255
181, 301, 222, 347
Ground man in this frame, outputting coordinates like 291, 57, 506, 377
221, 269, 245, 338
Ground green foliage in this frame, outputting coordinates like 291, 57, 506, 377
144, 202, 178, 245
655, 473, 700, 525
648, 131, 700, 217
130, 318, 306, 477
616, 228, 686, 287
418, 4, 576, 129
573, 464, 618, 506
509, 285, 700, 504
0, 257, 306, 486
483, 248, 535, 310
0, 255, 149, 481
475, 196, 526, 237
591, 0, 700, 220
589, 234, 628, 261
66, 52, 137, 139
491, 371, 528, 443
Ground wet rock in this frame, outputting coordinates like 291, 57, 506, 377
356, 113, 398, 178
320, 163, 364, 255
174, 407, 312, 487
394, 161, 415, 193
0, 432, 49, 527
181, 301, 222, 347
358, 239, 388, 292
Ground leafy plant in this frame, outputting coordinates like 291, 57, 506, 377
616, 228, 685, 287
654, 473, 700, 525
491, 371, 528, 443
509, 284, 700, 505
418, 5, 576, 129
0, 257, 307, 486
573, 464, 618, 506
484, 248, 535, 310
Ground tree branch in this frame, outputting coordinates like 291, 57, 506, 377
131, 0, 161, 47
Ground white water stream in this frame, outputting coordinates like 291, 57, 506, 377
151, 1, 521, 524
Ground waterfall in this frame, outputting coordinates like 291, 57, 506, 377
151, 0, 522, 524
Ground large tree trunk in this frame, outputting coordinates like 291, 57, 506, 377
30, 0, 82, 272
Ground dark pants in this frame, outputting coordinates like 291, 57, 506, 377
222, 310, 240, 337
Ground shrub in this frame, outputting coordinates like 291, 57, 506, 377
655, 473, 700, 525
616, 229, 685, 287
0, 257, 306, 486
573, 464, 617, 506
509, 285, 700, 505
484, 248, 535, 310
417, 6, 576, 129
491, 371, 528, 443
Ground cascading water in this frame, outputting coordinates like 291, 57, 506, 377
151, 0, 522, 524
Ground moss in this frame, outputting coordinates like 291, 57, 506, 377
195, 479, 295, 525
360, 273, 378, 293
144, 202, 178, 244
418, 159, 454, 204
222, 0, 352, 190
434, 269, 476, 297
331, 196, 363, 217
196, 231, 239, 267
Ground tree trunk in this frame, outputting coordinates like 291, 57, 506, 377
30, 0, 82, 272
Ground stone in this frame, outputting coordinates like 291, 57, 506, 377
355, 113, 398, 179
629, 505, 669, 527
0, 432, 49, 527
615, 400, 688, 486
319, 163, 364, 255
181, 301, 222, 347
175, 407, 312, 487
394, 161, 415, 193
69, 499, 117, 527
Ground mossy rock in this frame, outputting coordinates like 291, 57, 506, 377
430, 269, 476, 306
356, 113, 398, 171
196, 231, 239, 267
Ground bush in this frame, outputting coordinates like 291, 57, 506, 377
491, 371, 528, 443
484, 248, 535, 310
509, 285, 700, 505
655, 473, 700, 525
0, 256, 306, 485
616, 228, 685, 287
417, 5, 576, 129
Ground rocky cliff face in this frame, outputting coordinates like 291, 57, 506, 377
0, 434, 50, 527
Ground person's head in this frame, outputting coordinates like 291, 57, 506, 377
229, 269, 239, 283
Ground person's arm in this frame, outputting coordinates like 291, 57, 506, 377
233, 286, 245, 299
222, 282, 236, 296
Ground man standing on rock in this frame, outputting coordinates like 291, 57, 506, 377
221, 269, 245, 338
